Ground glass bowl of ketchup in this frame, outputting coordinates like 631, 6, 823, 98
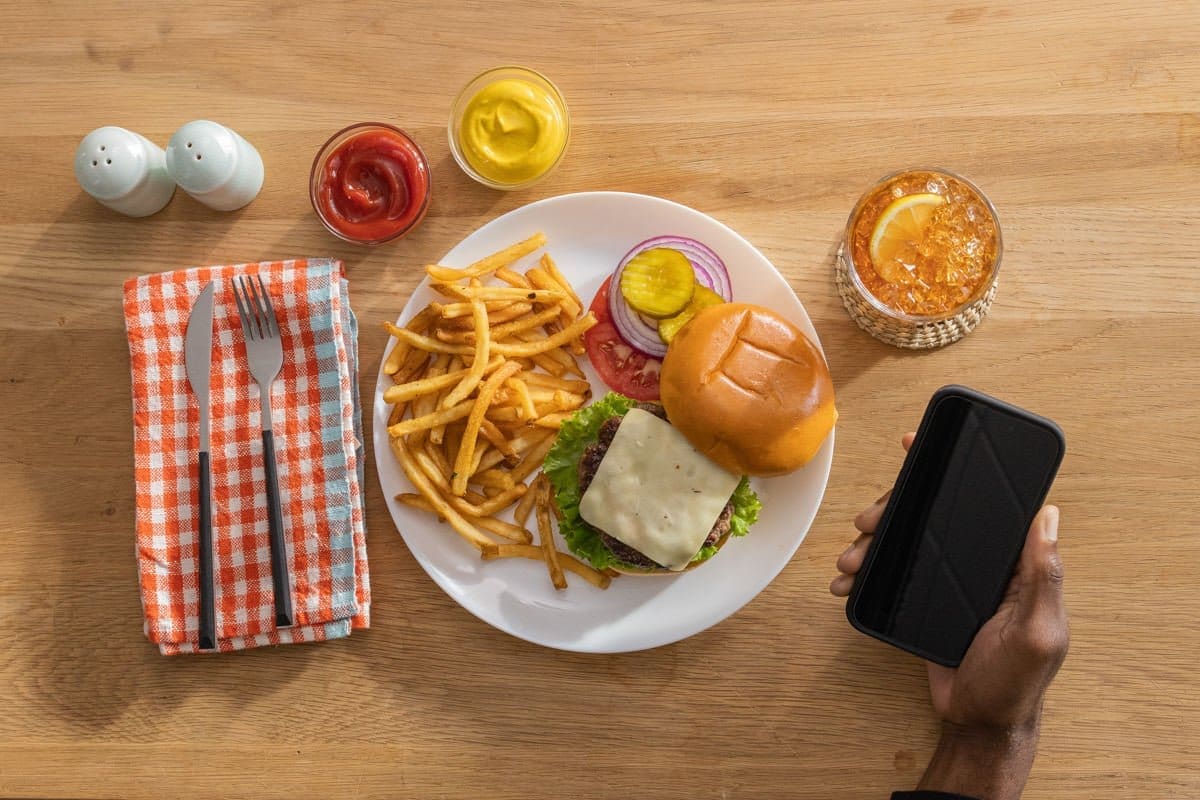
310, 122, 431, 245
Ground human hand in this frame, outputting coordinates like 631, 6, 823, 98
831, 433, 1069, 732
831, 433, 1070, 799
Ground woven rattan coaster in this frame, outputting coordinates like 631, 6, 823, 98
834, 244, 997, 349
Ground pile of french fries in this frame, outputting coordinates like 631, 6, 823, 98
384, 233, 613, 590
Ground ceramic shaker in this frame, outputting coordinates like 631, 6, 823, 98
74, 126, 176, 217
165, 120, 264, 211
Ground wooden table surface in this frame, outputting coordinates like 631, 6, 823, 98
2, 1, 1198, 798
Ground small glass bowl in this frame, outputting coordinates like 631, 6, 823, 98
448, 66, 570, 191
309, 122, 431, 246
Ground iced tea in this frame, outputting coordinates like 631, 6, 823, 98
846, 169, 1001, 318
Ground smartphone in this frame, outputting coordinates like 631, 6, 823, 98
846, 385, 1066, 667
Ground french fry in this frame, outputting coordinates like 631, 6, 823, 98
508, 431, 558, 485
396, 492, 446, 522
388, 399, 474, 437
532, 412, 570, 430
517, 329, 588, 376
475, 517, 532, 544
558, 346, 587, 378
459, 482, 528, 517
390, 437, 492, 549
441, 297, 490, 409
525, 386, 588, 406
451, 361, 523, 496
490, 313, 597, 357
535, 475, 567, 590
388, 399, 408, 427
494, 266, 532, 288
438, 300, 532, 322
396, 494, 535, 544
471, 468, 515, 491
472, 425, 554, 474
426, 232, 546, 283
415, 446, 458, 500
424, 437, 454, 482
429, 353, 463, 445
542, 253, 584, 313
479, 418, 519, 463
441, 285, 567, 304
513, 479, 539, 529
485, 305, 563, 341
522, 373, 591, 394
506, 377, 538, 421
530, 260, 587, 353
387, 326, 474, 356
480, 544, 612, 590
528, 264, 582, 319
392, 345, 432, 385
382, 356, 504, 404
383, 307, 437, 375
528, 350, 567, 377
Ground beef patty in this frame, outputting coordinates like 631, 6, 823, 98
577, 403, 735, 570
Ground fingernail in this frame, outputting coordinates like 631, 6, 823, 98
1043, 505, 1059, 543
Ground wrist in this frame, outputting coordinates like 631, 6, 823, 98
941, 719, 1040, 751
917, 722, 1039, 800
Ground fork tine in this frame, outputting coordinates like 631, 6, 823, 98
231, 277, 253, 340
246, 275, 271, 339
255, 274, 278, 338
240, 276, 265, 340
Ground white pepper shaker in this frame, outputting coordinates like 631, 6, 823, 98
74, 126, 176, 217
165, 120, 264, 211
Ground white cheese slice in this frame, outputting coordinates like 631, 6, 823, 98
578, 407, 741, 571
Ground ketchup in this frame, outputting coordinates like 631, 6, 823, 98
312, 124, 430, 244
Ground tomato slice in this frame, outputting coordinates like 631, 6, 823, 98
583, 276, 662, 401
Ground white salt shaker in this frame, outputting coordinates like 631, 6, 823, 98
165, 120, 264, 211
74, 126, 176, 217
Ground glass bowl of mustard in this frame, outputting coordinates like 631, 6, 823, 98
449, 66, 570, 190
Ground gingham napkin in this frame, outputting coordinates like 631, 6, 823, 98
123, 258, 369, 654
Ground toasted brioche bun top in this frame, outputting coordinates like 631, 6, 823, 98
659, 303, 837, 476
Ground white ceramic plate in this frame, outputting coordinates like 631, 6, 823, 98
372, 191, 834, 653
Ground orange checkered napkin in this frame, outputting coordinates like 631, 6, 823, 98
123, 259, 370, 654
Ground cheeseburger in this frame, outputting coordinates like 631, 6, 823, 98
545, 303, 836, 575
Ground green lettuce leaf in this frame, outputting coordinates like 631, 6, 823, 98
542, 392, 762, 571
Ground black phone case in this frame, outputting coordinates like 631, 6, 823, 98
845, 385, 1066, 667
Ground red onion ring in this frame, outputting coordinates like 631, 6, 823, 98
607, 235, 732, 357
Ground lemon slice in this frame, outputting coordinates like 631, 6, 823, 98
868, 193, 946, 281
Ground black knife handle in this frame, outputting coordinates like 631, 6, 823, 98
198, 451, 216, 651
262, 430, 294, 627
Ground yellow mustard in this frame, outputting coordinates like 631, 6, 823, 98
458, 77, 568, 186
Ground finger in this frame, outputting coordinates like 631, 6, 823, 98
836, 532, 873, 574
829, 573, 855, 597
902, 431, 915, 451
1012, 506, 1069, 651
854, 494, 889, 533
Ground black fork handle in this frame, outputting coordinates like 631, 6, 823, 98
198, 452, 217, 651
262, 430, 294, 627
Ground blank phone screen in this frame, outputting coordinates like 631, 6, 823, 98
851, 393, 1064, 665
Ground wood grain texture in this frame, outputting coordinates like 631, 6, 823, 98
1, 1, 1198, 797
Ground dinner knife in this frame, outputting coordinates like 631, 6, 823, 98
184, 281, 217, 651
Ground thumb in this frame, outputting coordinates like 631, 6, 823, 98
1014, 505, 1066, 625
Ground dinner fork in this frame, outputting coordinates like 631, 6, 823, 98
231, 275, 294, 628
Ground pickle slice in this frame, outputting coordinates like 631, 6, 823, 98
618, 248, 696, 318
658, 284, 725, 343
